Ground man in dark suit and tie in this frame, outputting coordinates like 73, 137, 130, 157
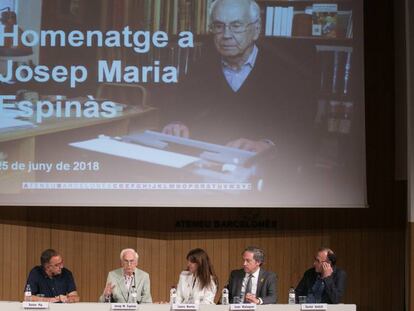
227, 246, 277, 304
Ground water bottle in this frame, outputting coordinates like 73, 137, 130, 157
24, 284, 32, 301
221, 288, 229, 305
239, 292, 244, 303
104, 293, 111, 303
288, 287, 295, 304
130, 286, 137, 303
170, 286, 177, 305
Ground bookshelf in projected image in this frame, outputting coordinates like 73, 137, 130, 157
314, 44, 355, 169
99, 0, 211, 80
259, 0, 358, 170
261, 1, 353, 39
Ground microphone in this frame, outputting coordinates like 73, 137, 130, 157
130, 272, 138, 304
132, 272, 136, 289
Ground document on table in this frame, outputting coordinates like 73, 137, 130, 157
70, 137, 200, 168
0, 116, 35, 132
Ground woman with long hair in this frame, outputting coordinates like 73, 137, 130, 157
176, 248, 218, 304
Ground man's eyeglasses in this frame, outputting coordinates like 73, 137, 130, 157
209, 20, 258, 34
122, 259, 137, 266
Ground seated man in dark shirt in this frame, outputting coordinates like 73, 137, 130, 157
295, 248, 346, 304
24, 248, 80, 303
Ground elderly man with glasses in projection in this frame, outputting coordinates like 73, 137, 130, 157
163, 0, 314, 183
99, 248, 152, 303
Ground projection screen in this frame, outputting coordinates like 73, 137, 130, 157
0, 0, 366, 207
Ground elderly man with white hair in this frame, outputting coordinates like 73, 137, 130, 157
162, 0, 315, 195
99, 248, 152, 303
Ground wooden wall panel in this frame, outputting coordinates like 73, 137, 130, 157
0, 208, 27, 301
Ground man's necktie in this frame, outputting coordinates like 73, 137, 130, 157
244, 274, 253, 302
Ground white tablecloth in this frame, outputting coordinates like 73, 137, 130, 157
0, 301, 356, 311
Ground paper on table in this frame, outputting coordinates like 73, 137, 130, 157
0, 117, 35, 132
1, 108, 27, 118
70, 138, 200, 168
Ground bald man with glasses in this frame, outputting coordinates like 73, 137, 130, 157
99, 248, 152, 303
295, 248, 346, 304
24, 249, 80, 303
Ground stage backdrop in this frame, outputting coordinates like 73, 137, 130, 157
0, 201, 406, 311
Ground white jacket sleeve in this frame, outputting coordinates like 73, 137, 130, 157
200, 280, 217, 304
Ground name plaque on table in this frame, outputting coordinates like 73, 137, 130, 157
172, 303, 199, 310
22, 301, 49, 309
301, 304, 328, 310
230, 304, 257, 310
111, 303, 138, 310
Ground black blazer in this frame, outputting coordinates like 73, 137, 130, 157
295, 267, 347, 304
227, 268, 277, 304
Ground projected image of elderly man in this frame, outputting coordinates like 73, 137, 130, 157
163, 0, 314, 162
